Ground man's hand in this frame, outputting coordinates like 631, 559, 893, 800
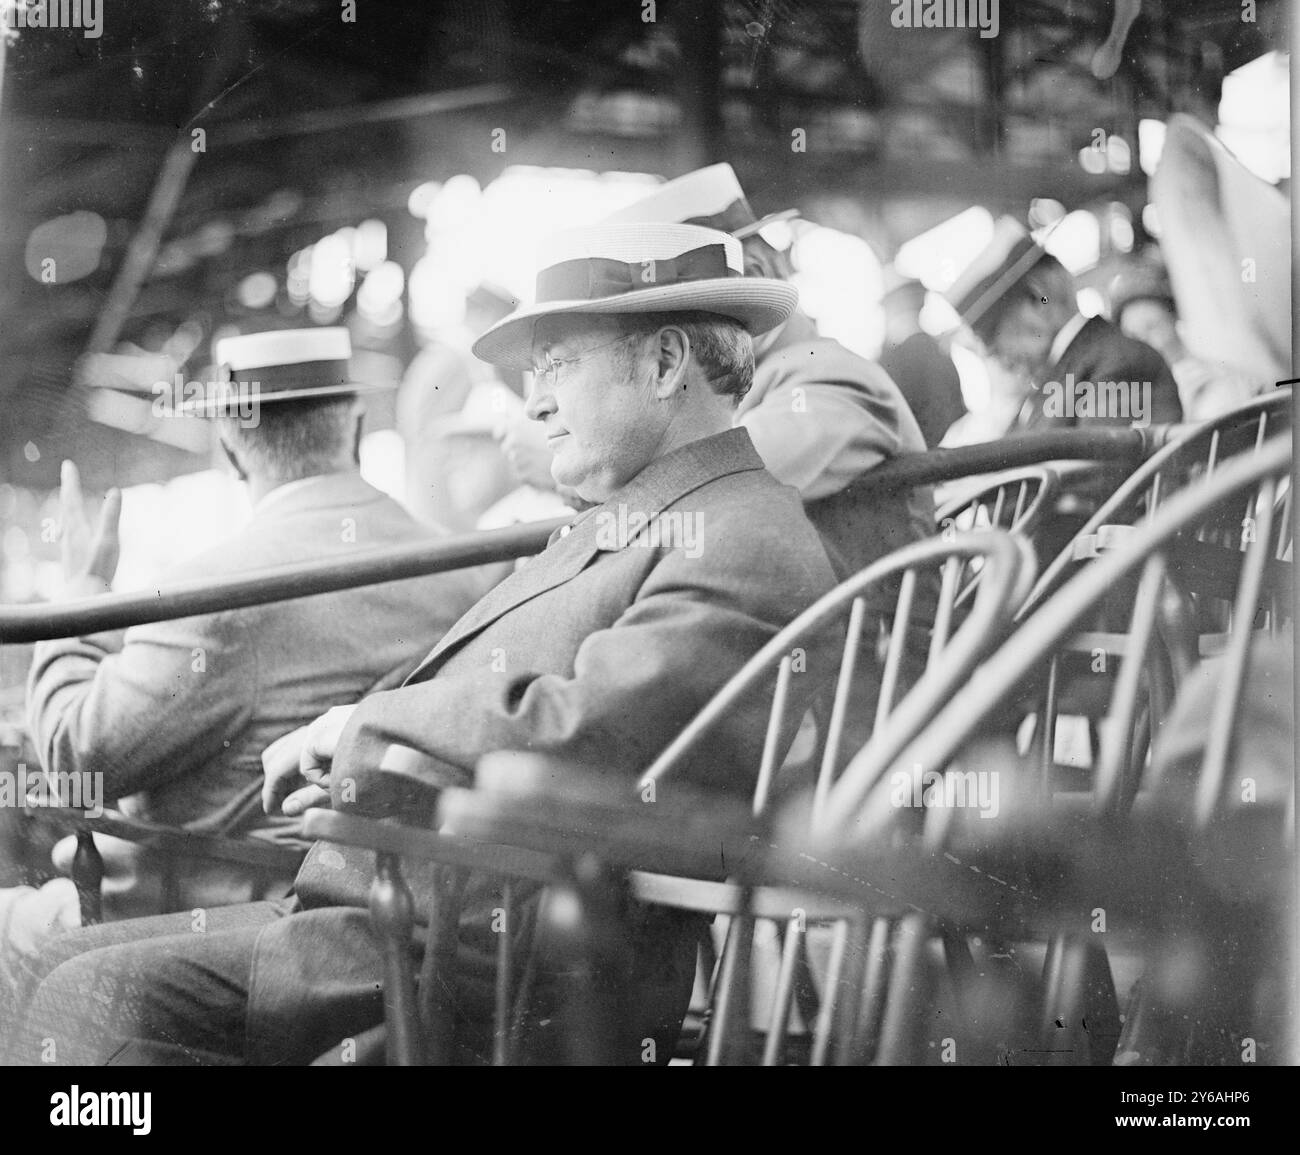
261, 704, 358, 817
59, 461, 121, 589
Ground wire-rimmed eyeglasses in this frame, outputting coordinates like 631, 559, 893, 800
530, 333, 635, 388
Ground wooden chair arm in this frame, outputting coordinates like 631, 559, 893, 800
44, 806, 305, 872
437, 754, 760, 882
781, 799, 1286, 940
301, 809, 562, 885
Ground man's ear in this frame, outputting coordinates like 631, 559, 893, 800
219, 437, 249, 483
653, 326, 691, 399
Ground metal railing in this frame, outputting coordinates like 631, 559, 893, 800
0, 426, 1183, 644
0, 517, 568, 644
848, 425, 1172, 494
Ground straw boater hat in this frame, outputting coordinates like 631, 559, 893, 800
946, 217, 1053, 336
602, 162, 799, 240
471, 222, 798, 370
181, 327, 389, 414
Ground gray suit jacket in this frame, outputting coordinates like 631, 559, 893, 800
27, 471, 484, 916
739, 312, 935, 584
244, 430, 840, 1063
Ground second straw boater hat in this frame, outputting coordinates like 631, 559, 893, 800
945, 217, 1053, 337
181, 327, 390, 415
602, 162, 799, 240
471, 222, 798, 370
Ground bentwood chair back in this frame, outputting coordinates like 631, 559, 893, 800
798, 433, 1292, 1066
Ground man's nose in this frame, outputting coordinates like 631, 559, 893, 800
524, 377, 553, 422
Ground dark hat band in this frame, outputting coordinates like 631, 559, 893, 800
953, 237, 1049, 328
535, 243, 737, 303
224, 358, 352, 395
680, 196, 761, 236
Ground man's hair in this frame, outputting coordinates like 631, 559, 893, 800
217, 395, 358, 484
972, 253, 1075, 343
615, 310, 755, 402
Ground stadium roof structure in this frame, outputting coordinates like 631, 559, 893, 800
0, 0, 1287, 485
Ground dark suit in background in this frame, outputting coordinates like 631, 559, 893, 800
1019, 315, 1183, 432
1016, 316, 1183, 565
881, 330, 965, 449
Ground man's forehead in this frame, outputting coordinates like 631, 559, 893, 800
532, 314, 622, 353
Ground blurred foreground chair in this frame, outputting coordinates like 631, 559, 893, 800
933, 465, 1060, 612
1023, 389, 1290, 614
791, 430, 1293, 1065
934, 464, 1060, 543
303, 528, 1036, 1064
1011, 389, 1291, 797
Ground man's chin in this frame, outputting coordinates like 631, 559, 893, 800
551, 463, 587, 501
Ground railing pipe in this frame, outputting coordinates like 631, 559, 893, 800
0, 517, 567, 643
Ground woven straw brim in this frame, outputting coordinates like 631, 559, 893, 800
471, 278, 798, 369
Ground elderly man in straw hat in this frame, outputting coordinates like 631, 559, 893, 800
592, 164, 940, 759
10, 222, 839, 1066
497, 162, 934, 585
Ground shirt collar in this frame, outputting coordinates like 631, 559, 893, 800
251, 473, 340, 516
1048, 312, 1089, 367
562, 428, 764, 552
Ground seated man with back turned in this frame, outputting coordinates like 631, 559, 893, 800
9, 222, 839, 1066
0, 328, 483, 1021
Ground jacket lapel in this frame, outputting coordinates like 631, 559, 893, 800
405, 514, 602, 679
404, 428, 767, 683
1049, 315, 1106, 378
